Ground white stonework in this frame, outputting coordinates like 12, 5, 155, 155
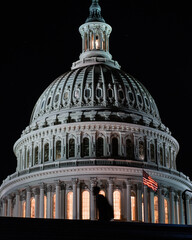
1, 0, 192, 224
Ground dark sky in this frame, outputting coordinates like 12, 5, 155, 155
0, 0, 192, 184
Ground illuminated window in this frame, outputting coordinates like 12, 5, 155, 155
31, 198, 35, 218
82, 138, 89, 157
53, 194, 56, 219
56, 140, 61, 160
22, 201, 26, 218
154, 196, 159, 223
99, 190, 105, 197
82, 191, 90, 220
69, 138, 75, 158
44, 143, 49, 162
96, 137, 104, 157
112, 138, 118, 157
164, 198, 169, 224
67, 192, 73, 219
113, 190, 121, 220
44, 196, 47, 219
131, 195, 136, 221
34, 146, 38, 165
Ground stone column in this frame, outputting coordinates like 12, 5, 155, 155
149, 190, 154, 223
108, 178, 114, 207
60, 184, 65, 219
179, 191, 184, 224
55, 181, 61, 219
143, 185, 148, 223
34, 188, 40, 218
158, 186, 165, 223
15, 191, 20, 217
77, 182, 81, 220
47, 185, 52, 218
72, 178, 78, 220
26, 187, 31, 218
136, 184, 142, 222
189, 199, 192, 225
7, 195, 12, 217
186, 195, 190, 225
169, 188, 175, 224
90, 178, 97, 220
126, 180, 131, 222
39, 184, 45, 218
2, 198, 7, 217
90, 132, 96, 158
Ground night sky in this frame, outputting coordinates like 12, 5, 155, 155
0, 0, 192, 184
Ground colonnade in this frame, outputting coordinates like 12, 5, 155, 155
1, 178, 192, 225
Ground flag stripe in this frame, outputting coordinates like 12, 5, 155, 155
143, 170, 158, 191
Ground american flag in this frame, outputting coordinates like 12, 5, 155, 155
143, 170, 158, 192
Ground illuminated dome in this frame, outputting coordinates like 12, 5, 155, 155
30, 64, 163, 132
1, 0, 192, 225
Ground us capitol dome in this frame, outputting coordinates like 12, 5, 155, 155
1, 0, 192, 224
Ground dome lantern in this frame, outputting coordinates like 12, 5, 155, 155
72, 0, 121, 70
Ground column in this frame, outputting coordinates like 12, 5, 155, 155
77, 182, 81, 220
60, 184, 65, 219
169, 188, 175, 224
2, 198, 7, 217
76, 132, 81, 158
15, 191, 20, 217
72, 178, 78, 220
108, 178, 114, 207
126, 180, 131, 222
90, 132, 96, 158
47, 185, 52, 218
136, 184, 142, 222
189, 199, 192, 225
90, 178, 97, 220
26, 187, 31, 218
7, 195, 12, 217
55, 181, 61, 219
149, 190, 154, 223
179, 191, 184, 224
39, 184, 45, 218
143, 185, 148, 223
158, 186, 165, 223
186, 195, 190, 225
34, 188, 40, 218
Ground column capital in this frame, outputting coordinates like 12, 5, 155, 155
90, 177, 97, 186
47, 185, 52, 192
72, 178, 79, 185
26, 186, 31, 193
33, 188, 40, 195
126, 179, 132, 185
108, 177, 114, 185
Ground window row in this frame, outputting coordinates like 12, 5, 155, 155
19, 136, 176, 170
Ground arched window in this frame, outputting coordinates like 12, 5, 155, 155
67, 192, 73, 219
160, 147, 163, 166
44, 196, 47, 219
56, 140, 61, 160
164, 198, 169, 224
22, 201, 26, 218
44, 143, 49, 162
113, 190, 121, 220
112, 138, 118, 157
154, 196, 159, 223
131, 194, 136, 221
53, 193, 56, 219
126, 139, 134, 159
69, 138, 75, 158
139, 140, 145, 160
96, 137, 104, 157
82, 137, 90, 157
82, 191, 90, 220
150, 143, 155, 163
99, 190, 105, 197
26, 150, 30, 168
31, 198, 35, 218
34, 146, 38, 165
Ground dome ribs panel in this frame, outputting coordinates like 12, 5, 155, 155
29, 64, 163, 133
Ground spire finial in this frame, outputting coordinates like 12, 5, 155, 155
86, 0, 105, 23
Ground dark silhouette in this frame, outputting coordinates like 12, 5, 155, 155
93, 186, 114, 221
